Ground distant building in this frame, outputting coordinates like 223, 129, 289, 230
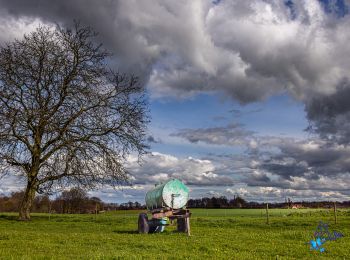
291, 204, 302, 209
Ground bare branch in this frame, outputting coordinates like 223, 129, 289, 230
0, 22, 149, 203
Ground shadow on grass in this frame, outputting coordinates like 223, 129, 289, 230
0, 214, 18, 221
0, 214, 56, 222
112, 230, 139, 234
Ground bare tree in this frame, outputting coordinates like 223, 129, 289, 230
59, 187, 88, 214
0, 22, 149, 220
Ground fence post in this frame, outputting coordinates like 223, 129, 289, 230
48, 200, 51, 221
95, 203, 98, 221
333, 202, 337, 225
186, 217, 191, 236
266, 203, 270, 225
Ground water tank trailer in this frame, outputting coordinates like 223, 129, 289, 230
138, 179, 191, 235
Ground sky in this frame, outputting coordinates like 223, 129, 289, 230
1, 0, 350, 204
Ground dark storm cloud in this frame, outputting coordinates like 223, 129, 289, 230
5, 0, 344, 147
146, 135, 162, 144
174, 123, 350, 191
171, 123, 254, 146
242, 172, 280, 187
249, 137, 350, 181
306, 83, 350, 145
0, 0, 158, 84
227, 108, 263, 117
2, 0, 350, 104
260, 160, 309, 181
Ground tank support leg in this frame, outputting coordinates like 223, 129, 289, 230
185, 217, 191, 236
176, 216, 191, 235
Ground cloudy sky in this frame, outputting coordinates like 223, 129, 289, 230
1, 0, 350, 203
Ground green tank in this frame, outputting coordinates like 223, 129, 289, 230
145, 179, 189, 210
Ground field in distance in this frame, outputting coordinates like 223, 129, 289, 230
0, 208, 349, 259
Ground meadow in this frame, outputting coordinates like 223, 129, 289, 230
0, 208, 349, 259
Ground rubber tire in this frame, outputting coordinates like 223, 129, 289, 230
177, 218, 187, 232
148, 225, 158, 233
138, 213, 149, 234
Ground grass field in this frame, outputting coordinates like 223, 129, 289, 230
0, 208, 349, 259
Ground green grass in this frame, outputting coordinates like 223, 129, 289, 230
0, 209, 349, 259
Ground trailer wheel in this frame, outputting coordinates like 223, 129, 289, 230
148, 225, 157, 233
177, 217, 187, 232
138, 213, 149, 234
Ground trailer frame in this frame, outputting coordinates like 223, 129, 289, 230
138, 207, 191, 236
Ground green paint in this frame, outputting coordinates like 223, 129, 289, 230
145, 179, 189, 209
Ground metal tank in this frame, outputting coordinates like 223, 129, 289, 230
145, 179, 189, 210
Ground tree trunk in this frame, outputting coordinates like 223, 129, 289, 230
19, 182, 37, 221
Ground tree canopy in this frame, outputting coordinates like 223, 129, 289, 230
0, 22, 149, 220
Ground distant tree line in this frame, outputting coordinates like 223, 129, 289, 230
0, 187, 145, 214
187, 196, 350, 209
1, 190, 349, 213
187, 196, 247, 208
